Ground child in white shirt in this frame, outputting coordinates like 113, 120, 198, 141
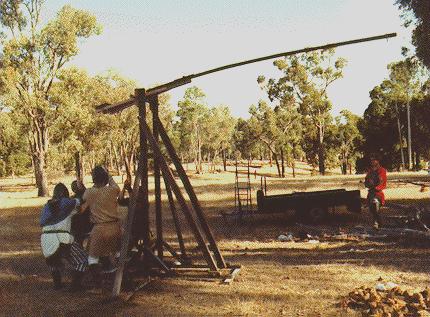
40, 183, 88, 291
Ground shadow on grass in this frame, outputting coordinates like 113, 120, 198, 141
0, 207, 41, 251
224, 242, 430, 274
1, 174, 430, 316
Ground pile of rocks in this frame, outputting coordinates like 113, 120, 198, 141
340, 285, 430, 317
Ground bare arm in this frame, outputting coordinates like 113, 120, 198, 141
108, 175, 120, 194
80, 189, 90, 213
119, 179, 131, 200
79, 201, 90, 214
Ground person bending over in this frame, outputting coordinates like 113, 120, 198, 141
364, 156, 387, 229
80, 166, 121, 287
40, 183, 88, 291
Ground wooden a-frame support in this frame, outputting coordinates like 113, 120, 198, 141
98, 33, 397, 296
112, 89, 231, 297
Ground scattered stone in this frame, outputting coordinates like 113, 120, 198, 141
340, 285, 430, 317
277, 234, 294, 242
386, 282, 399, 290
307, 239, 320, 244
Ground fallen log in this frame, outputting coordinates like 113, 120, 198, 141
393, 179, 430, 187
372, 227, 430, 243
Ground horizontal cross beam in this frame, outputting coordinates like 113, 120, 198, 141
95, 97, 136, 114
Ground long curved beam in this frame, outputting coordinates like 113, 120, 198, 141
96, 32, 396, 113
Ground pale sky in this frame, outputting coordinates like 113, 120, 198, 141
43, 0, 412, 118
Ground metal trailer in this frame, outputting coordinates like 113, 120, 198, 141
256, 188, 362, 223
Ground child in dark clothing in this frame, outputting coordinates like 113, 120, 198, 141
70, 180, 93, 246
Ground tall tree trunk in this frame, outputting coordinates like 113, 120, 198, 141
88, 154, 95, 172
292, 160, 296, 178
273, 151, 281, 177
111, 142, 121, 175
121, 144, 133, 181
29, 121, 49, 197
415, 150, 420, 171
280, 147, 285, 178
108, 147, 114, 172
222, 148, 227, 171
341, 152, 347, 175
104, 154, 109, 169
197, 138, 202, 173
207, 152, 212, 173
133, 149, 138, 175
74, 151, 84, 182
32, 153, 49, 196
213, 150, 219, 172
124, 153, 133, 182
269, 149, 273, 167
406, 99, 412, 170
317, 125, 326, 175
395, 103, 405, 170
341, 161, 347, 175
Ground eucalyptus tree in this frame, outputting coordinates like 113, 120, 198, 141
176, 86, 210, 173
232, 118, 258, 162
359, 85, 402, 170
0, 1, 100, 195
396, 0, 430, 69
247, 99, 301, 177
0, 110, 30, 177
50, 69, 137, 181
335, 110, 362, 174
388, 58, 424, 169
258, 49, 346, 174
205, 106, 236, 171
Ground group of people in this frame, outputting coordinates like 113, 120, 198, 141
39, 157, 387, 291
40, 166, 123, 291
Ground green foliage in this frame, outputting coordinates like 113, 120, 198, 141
359, 57, 428, 171
245, 99, 302, 176
175, 86, 235, 173
259, 49, 346, 174
359, 84, 405, 170
233, 118, 257, 159
176, 86, 209, 172
41, 5, 101, 57
388, 57, 424, 100
204, 105, 236, 159
0, 1, 101, 194
396, 0, 430, 69
0, 111, 31, 176
410, 93, 430, 162
334, 110, 362, 174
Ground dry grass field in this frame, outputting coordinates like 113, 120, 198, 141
1, 167, 430, 316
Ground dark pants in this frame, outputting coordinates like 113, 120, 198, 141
71, 210, 93, 246
368, 192, 382, 225
46, 242, 88, 273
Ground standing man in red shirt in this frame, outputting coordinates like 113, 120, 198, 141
364, 156, 387, 229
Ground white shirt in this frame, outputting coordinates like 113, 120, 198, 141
40, 199, 80, 257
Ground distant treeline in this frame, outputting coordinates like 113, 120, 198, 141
1, 1, 429, 196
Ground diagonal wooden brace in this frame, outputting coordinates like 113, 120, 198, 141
140, 119, 219, 271
153, 115, 227, 268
